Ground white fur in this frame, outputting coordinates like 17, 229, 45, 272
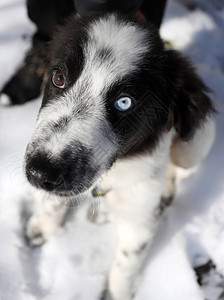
100, 133, 172, 299
27, 132, 174, 299
171, 117, 215, 168
87, 15, 149, 96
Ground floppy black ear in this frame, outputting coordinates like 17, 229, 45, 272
164, 49, 216, 141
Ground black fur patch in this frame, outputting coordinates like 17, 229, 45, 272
25, 142, 98, 196
41, 15, 89, 108
161, 49, 216, 141
97, 47, 113, 61
102, 22, 216, 157
194, 259, 224, 299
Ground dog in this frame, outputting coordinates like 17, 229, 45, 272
24, 14, 215, 300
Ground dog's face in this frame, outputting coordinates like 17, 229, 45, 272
25, 14, 214, 197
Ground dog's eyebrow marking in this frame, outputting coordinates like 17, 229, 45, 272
89, 15, 149, 68
97, 47, 113, 61
52, 116, 70, 130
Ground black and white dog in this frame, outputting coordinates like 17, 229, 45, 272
24, 14, 215, 300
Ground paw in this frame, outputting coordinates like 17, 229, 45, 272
25, 214, 61, 246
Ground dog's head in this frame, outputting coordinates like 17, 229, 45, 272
24, 14, 214, 197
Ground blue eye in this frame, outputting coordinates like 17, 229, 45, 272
115, 97, 132, 111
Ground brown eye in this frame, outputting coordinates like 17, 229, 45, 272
52, 70, 66, 88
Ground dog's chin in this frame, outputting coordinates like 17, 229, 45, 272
35, 181, 96, 198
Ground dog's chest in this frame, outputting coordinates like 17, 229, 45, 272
98, 132, 173, 193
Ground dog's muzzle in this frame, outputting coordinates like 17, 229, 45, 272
25, 146, 97, 196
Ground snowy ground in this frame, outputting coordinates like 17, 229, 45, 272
0, 0, 224, 299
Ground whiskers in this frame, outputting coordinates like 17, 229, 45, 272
3, 152, 103, 222
88, 195, 102, 221
26, 184, 103, 223
2, 151, 27, 186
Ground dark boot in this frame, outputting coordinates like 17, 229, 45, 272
1, 41, 46, 105
1, 0, 75, 105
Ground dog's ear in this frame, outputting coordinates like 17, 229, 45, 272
163, 49, 215, 141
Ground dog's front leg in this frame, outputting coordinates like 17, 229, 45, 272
98, 133, 172, 300
102, 179, 164, 300
25, 192, 69, 246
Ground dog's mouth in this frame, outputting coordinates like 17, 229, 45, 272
50, 185, 93, 198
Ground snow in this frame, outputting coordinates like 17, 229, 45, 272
0, 0, 224, 299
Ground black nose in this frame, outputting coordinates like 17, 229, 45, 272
25, 154, 66, 192
25, 143, 96, 195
